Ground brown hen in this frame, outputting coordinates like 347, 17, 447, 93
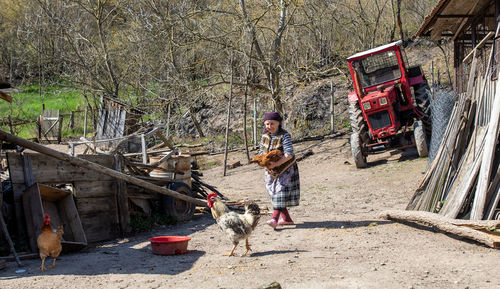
252, 149, 283, 169
37, 214, 63, 271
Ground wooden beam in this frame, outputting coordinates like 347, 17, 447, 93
0, 91, 12, 103
0, 129, 207, 207
463, 31, 494, 63
154, 131, 175, 150
380, 210, 500, 248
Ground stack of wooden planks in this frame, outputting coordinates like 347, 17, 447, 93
407, 31, 500, 221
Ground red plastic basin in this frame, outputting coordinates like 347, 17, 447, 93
149, 236, 191, 255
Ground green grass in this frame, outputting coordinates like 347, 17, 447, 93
0, 83, 88, 139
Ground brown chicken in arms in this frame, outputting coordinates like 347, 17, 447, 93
207, 193, 260, 256
37, 214, 63, 270
252, 149, 283, 169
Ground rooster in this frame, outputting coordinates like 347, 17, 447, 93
206, 193, 260, 257
252, 149, 283, 169
37, 214, 63, 271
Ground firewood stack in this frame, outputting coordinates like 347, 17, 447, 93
407, 32, 500, 220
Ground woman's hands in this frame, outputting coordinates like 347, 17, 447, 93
267, 154, 292, 169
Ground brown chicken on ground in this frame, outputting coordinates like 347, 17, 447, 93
37, 214, 63, 271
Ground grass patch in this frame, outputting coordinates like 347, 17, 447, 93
0, 83, 90, 139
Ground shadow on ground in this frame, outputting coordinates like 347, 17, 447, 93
287, 220, 392, 230
0, 214, 216, 279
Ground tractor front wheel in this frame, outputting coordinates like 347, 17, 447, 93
414, 121, 428, 157
350, 132, 367, 168
349, 101, 369, 143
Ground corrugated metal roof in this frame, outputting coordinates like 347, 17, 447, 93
414, 0, 494, 40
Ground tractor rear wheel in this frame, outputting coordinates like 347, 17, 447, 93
350, 132, 367, 168
349, 101, 369, 143
413, 82, 432, 142
414, 121, 428, 157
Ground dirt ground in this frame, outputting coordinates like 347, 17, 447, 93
1, 136, 500, 289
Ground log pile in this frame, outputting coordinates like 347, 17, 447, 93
407, 32, 500, 221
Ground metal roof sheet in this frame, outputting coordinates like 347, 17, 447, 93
347, 40, 403, 60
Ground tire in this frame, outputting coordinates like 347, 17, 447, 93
414, 121, 428, 157
350, 132, 367, 168
162, 182, 195, 221
413, 82, 432, 142
349, 101, 369, 143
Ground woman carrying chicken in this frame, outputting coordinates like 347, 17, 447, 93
258, 112, 300, 229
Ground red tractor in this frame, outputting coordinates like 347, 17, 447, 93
347, 40, 432, 168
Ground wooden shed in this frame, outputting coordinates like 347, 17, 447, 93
415, 0, 500, 92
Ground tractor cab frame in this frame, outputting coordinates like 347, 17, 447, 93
347, 40, 432, 168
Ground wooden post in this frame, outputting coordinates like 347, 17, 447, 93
141, 133, 147, 164
253, 97, 257, 148
0, 153, 21, 266
223, 51, 234, 177
0, 210, 21, 266
431, 61, 435, 95
166, 102, 171, 138
7, 115, 13, 134
70, 111, 75, 132
37, 115, 42, 141
57, 115, 63, 144
114, 154, 130, 234
0, 129, 207, 207
243, 52, 252, 163
83, 106, 88, 137
330, 81, 335, 134
189, 107, 205, 138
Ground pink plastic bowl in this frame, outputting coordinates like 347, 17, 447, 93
149, 236, 191, 255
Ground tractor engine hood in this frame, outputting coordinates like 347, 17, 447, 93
361, 85, 396, 112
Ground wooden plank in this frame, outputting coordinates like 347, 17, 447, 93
59, 194, 87, 245
73, 181, 115, 198
114, 155, 130, 234
486, 167, 500, 219
440, 127, 486, 218
7, 152, 115, 184
21, 184, 43, 252
80, 213, 120, 242
0, 91, 12, 103
75, 197, 117, 216
154, 131, 175, 150
463, 31, 494, 63
0, 130, 207, 207
472, 79, 500, 219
